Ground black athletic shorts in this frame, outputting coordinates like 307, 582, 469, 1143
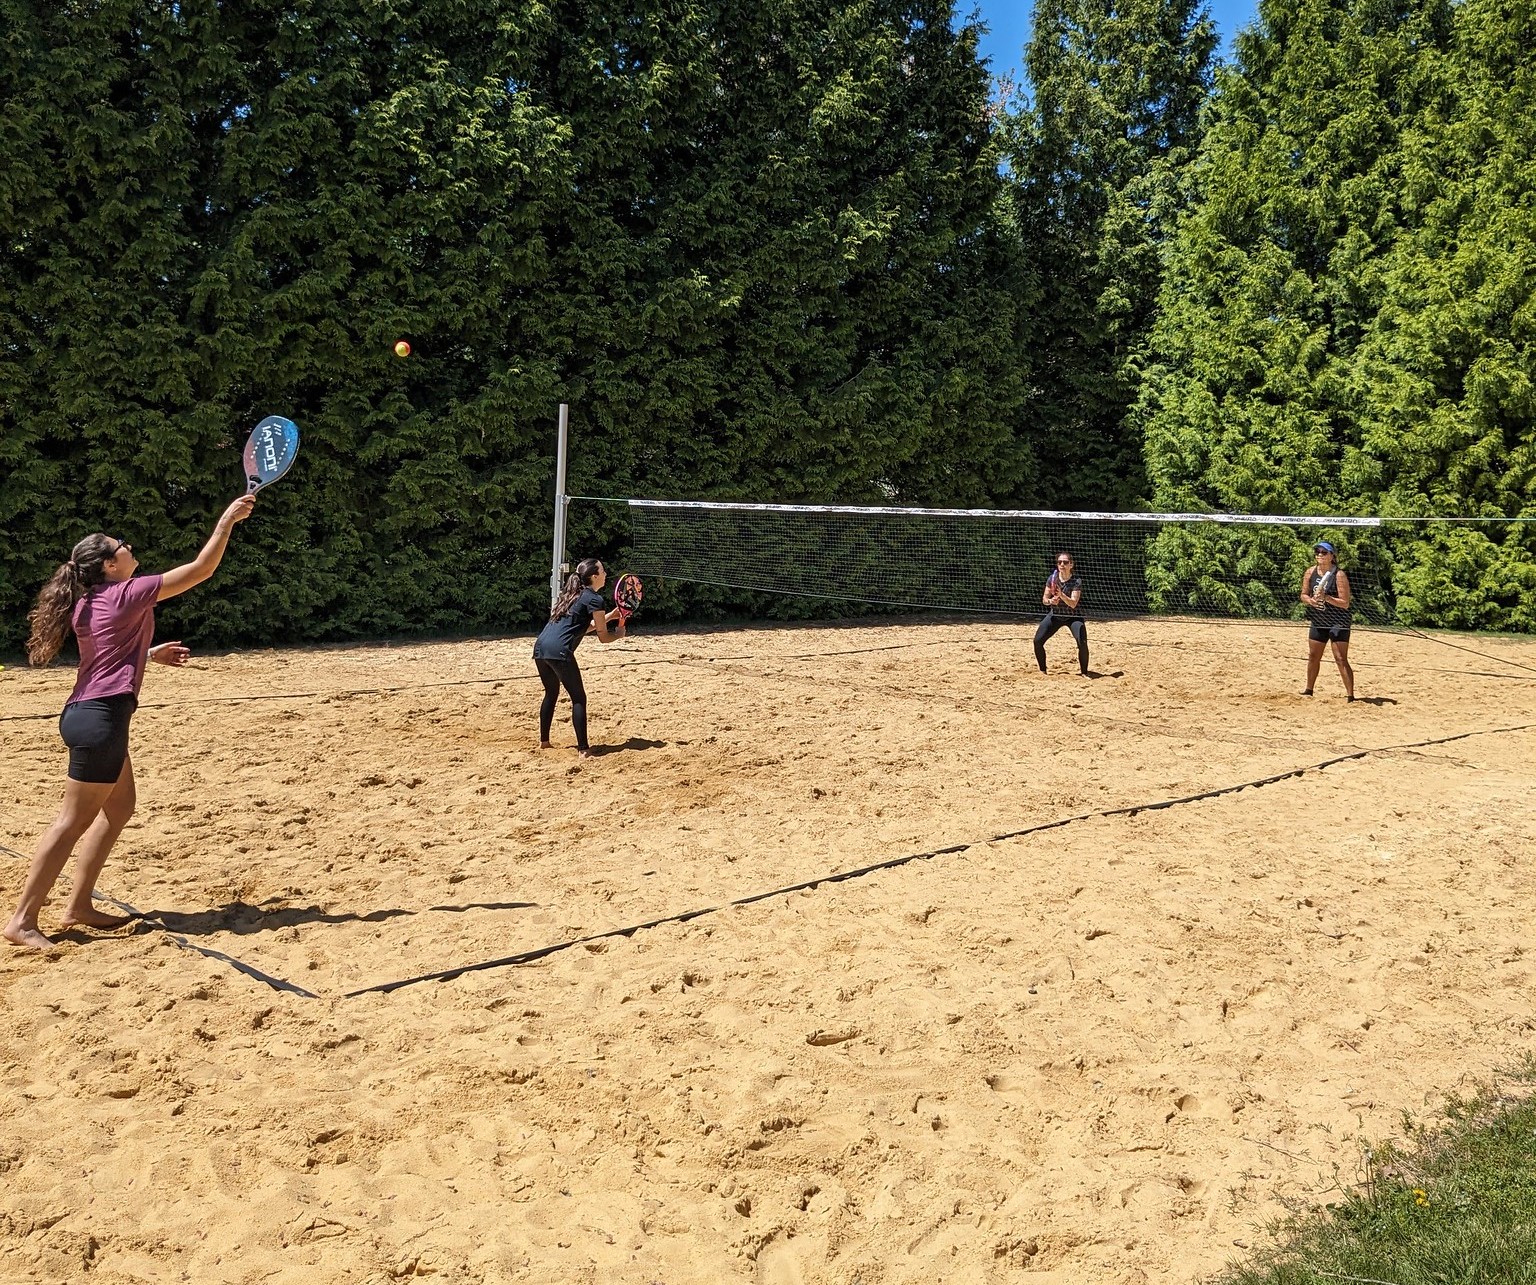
59, 693, 137, 784
1308, 623, 1351, 644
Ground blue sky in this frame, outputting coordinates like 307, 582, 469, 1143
973, 0, 1262, 86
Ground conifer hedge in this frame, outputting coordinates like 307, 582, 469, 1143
1137, 0, 1536, 629
5, 0, 1533, 653
0, 0, 1027, 653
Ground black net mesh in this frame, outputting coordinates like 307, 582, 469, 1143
611, 501, 1393, 624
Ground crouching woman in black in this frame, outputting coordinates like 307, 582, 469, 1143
534, 558, 626, 758
1033, 551, 1089, 676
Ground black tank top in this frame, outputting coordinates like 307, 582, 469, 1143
1306, 567, 1352, 629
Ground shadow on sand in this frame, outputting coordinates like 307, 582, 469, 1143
125, 899, 538, 938
586, 737, 669, 757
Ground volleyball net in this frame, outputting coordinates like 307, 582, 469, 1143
563, 498, 1412, 624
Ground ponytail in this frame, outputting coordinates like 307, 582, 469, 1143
26, 533, 116, 666
550, 557, 603, 622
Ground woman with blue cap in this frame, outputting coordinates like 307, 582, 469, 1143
1300, 541, 1354, 700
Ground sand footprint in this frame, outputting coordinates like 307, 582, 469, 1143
756, 1236, 805, 1285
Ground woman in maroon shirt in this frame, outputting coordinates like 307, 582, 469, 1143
5, 495, 254, 951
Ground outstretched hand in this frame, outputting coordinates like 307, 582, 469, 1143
148, 641, 191, 667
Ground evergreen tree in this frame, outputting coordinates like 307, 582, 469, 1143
541, 0, 1031, 518
1354, 0, 1536, 627
1, 0, 1027, 651
1138, 0, 1535, 627
1007, 0, 1216, 508
1140, 0, 1454, 515
0, 0, 574, 646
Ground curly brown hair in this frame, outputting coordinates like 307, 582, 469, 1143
26, 533, 118, 666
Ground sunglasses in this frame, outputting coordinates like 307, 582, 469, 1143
111, 541, 133, 557
1056, 558, 1073, 566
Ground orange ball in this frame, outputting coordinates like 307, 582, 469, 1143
393, 340, 411, 358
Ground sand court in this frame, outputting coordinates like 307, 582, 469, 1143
2, 618, 1535, 1283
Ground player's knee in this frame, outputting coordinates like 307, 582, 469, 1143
53, 808, 101, 844
102, 790, 137, 829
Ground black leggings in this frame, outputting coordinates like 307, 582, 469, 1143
1033, 613, 1088, 674
535, 657, 588, 751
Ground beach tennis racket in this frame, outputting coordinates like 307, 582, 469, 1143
612, 573, 643, 625
243, 415, 300, 494
1043, 569, 1081, 614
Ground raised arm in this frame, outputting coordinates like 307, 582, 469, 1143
157, 495, 255, 601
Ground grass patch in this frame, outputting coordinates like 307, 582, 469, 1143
1218, 1056, 1536, 1285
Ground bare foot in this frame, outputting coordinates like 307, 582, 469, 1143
4, 921, 57, 951
578, 749, 594, 759
538, 741, 554, 750
60, 907, 133, 931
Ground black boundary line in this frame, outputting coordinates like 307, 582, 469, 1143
0, 673, 545, 724
341, 720, 1536, 998
1402, 626, 1536, 676
0, 647, 933, 724
0, 636, 989, 725
7, 721, 1532, 998
6, 623, 1532, 726
91, 892, 323, 998
0, 849, 321, 998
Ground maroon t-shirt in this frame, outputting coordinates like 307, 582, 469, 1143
68, 574, 165, 704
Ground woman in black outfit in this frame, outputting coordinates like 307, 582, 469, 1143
534, 558, 626, 757
1300, 541, 1354, 701
1034, 551, 1089, 676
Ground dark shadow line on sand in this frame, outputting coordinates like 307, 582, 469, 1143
133, 900, 539, 936
57, 895, 540, 998
87, 892, 322, 998
584, 737, 669, 756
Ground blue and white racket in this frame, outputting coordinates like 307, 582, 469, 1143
243, 415, 300, 494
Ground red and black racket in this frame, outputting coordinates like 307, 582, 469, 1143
612, 573, 643, 625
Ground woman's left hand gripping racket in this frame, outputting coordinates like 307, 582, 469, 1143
243, 415, 300, 494
613, 573, 643, 628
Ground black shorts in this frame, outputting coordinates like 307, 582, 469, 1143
1308, 623, 1352, 644
59, 694, 137, 784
